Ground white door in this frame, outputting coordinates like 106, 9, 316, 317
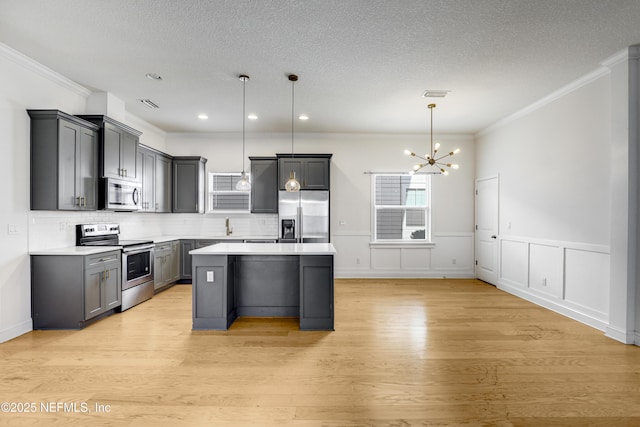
475, 176, 499, 285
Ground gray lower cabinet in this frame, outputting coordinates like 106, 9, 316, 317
171, 240, 180, 282
180, 240, 195, 280
192, 254, 334, 331
299, 255, 334, 330
250, 157, 278, 213
173, 156, 207, 213
154, 242, 176, 291
28, 110, 99, 211
192, 255, 237, 330
31, 251, 121, 329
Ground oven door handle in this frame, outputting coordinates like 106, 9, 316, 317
122, 244, 155, 253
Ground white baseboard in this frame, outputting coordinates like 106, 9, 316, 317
335, 269, 475, 279
498, 281, 609, 333
0, 319, 32, 344
605, 326, 637, 345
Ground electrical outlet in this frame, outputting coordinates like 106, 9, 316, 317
7, 224, 19, 235
542, 277, 547, 286
452, 258, 457, 265
356, 257, 360, 265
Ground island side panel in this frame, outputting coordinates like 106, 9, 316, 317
299, 255, 335, 331
236, 255, 300, 317
192, 254, 237, 330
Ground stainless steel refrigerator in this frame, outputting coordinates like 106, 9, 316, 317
278, 191, 329, 243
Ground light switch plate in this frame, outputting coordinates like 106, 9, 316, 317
206, 271, 214, 282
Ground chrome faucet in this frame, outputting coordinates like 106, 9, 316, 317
225, 217, 233, 236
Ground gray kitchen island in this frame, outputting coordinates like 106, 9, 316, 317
190, 242, 336, 331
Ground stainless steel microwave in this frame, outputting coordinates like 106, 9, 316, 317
100, 178, 141, 211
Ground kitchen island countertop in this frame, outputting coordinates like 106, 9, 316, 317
189, 242, 336, 256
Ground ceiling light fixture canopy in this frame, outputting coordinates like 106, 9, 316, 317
236, 74, 251, 191
404, 103, 460, 176
285, 74, 301, 192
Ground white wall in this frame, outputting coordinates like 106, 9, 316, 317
0, 45, 91, 342
166, 131, 477, 278
476, 56, 639, 343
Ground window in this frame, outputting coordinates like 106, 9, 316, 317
208, 173, 250, 212
372, 174, 430, 241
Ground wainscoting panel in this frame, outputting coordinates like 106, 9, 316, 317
431, 233, 474, 271
331, 233, 372, 272
337, 233, 474, 278
528, 244, 562, 299
400, 247, 431, 270
497, 235, 610, 331
371, 248, 402, 270
499, 239, 529, 288
564, 248, 610, 319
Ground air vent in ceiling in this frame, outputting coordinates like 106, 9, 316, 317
138, 99, 159, 109
422, 90, 451, 98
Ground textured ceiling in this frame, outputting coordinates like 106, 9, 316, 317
1, 0, 640, 134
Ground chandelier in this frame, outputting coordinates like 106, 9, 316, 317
404, 103, 460, 175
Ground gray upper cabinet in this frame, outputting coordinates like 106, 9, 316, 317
139, 144, 173, 213
250, 157, 278, 213
277, 154, 332, 190
28, 110, 99, 211
77, 115, 142, 183
173, 156, 207, 213
155, 153, 173, 212
138, 146, 156, 211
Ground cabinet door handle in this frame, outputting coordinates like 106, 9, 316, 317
81, 196, 86, 207
76, 197, 81, 207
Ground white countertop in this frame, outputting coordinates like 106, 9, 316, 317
30, 235, 281, 255
30, 246, 122, 256
149, 235, 278, 243
190, 242, 336, 256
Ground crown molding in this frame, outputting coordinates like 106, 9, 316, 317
476, 66, 610, 138
0, 42, 91, 97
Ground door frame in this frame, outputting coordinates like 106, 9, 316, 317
475, 174, 500, 285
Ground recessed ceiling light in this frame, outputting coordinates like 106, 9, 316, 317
145, 73, 163, 81
247, 114, 258, 120
198, 113, 208, 120
298, 114, 309, 121
422, 90, 451, 98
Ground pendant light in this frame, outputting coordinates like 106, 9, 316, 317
404, 103, 460, 175
236, 74, 251, 191
284, 74, 301, 192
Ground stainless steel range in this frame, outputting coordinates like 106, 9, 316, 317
76, 223, 154, 311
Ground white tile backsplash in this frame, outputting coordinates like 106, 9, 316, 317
28, 211, 278, 250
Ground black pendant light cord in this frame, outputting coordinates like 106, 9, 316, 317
242, 76, 246, 173
289, 74, 298, 158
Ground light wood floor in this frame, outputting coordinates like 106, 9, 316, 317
1, 279, 639, 426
